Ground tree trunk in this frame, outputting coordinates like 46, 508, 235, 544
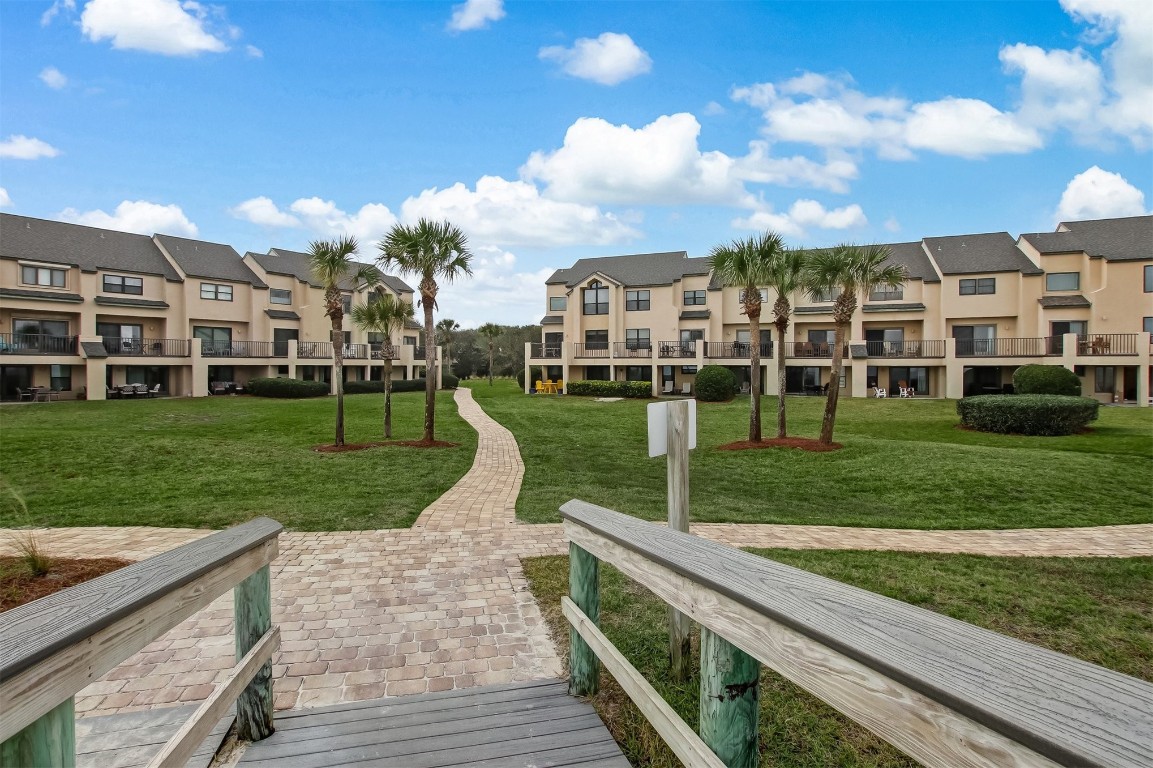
775, 316, 789, 438
488, 342, 494, 385
422, 297, 435, 443
748, 314, 762, 443
384, 358, 393, 439
332, 325, 344, 446
819, 322, 847, 444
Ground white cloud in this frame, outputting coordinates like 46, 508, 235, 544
702, 101, 725, 116
435, 246, 552, 326
80, 0, 230, 56
0, 188, 11, 208
904, 98, 1042, 158
288, 198, 398, 243
1055, 166, 1147, 222
245, 44, 263, 58
447, 0, 505, 32
733, 199, 867, 239
41, 0, 75, 26
883, 217, 901, 233
539, 32, 652, 86
0, 135, 61, 160
401, 175, 639, 248
39, 67, 68, 90
735, 142, 859, 194
229, 196, 301, 227
58, 200, 198, 236
999, 43, 1104, 139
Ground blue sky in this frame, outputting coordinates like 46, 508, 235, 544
1, 0, 1150, 326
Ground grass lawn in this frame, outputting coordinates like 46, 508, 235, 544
467, 380, 1152, 529
523, 550, 1153, 768
0, 391, 475, 530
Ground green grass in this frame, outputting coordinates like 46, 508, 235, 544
0, 391, 476, 530
467, 381, 1153, 529
523, 550, 1153, 768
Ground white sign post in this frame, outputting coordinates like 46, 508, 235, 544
647, 399, 696, 680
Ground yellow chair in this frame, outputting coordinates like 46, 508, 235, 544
556, 379, 564, 394
534, 379, 543, 393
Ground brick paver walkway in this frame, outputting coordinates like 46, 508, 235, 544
4, 387, 1149, 718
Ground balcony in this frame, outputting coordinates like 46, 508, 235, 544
786, 342, 848, 359
342, 344, 369, 360
955, 338, 1044, 358
371, 343, 399, 360
574, 343, 610, 359
705, 341, 773, 359
103, 337, 191, 357
612, 342, 652, 359
658, 341, 697, 359
865, 340, 945, 359
0, 333, 78, 355
201, 340, 276, 358
1076, 333, 1138, 356
529, 342, 563, 359
298, 341, 332, 359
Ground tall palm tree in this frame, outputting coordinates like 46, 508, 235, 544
309, 236, 378, 447
435, 318, 460, 379
765, 246, 809, 439
477, 322, 501, 385
378, 219, 474, 443
351, 295, 415, 439
708, 232, 785, 442
806, 243, 906, 444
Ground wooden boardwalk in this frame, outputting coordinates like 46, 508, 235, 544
75, 704, 232, 768
237, 678, 628, 768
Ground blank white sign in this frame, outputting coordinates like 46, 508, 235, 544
647, 400, 697, 457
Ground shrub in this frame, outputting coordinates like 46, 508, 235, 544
442, 373, 460, 390
695, 365, 737, 402
344, 380, 384, 394
245, 377, 330, 398
1013, 364, 1082, 396
957, 394, 1099, 436
517, 367, 542, 389
565, 380, 652, 398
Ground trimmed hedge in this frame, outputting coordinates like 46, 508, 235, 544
957, 394, 1099, 436
246, 377, 330, 398
344, 374, 457, 394
565, 380, 652, 398
1013, 364, 1081, 396
695, 365, 737, 402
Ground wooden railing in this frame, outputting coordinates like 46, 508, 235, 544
561, 500, 1153, 767
0, 518, 283, 767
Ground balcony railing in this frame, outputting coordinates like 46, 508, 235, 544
705, 341, 773, 359
865, 340, 945, 358
371, 343, 399, 360
530, 342, 563, 359
1077, 333, 1138, 356
658, 341, 697, 358
786, 342, 848, 358
954, 338, 1044, 358
574, 343, 610, 359
341, 344, 368, 360
613, 342, 652, 358
103, 337, 191, 357
0, 333, 78, 355
412, 345, 435, 360
200, 340, 275, 358
298, 341, 332, 359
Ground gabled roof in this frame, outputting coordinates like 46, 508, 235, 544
921, 232, 1043, 276
1056, 215, 1152, 261
883, 241, 941, 283
546, 251, 709, 288
0, 213, 182, 281
253, 248, 413, 294
155, 234, 267, 287
1019, 231, 1083, 255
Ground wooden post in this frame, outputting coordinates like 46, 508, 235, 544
667, 400, 692, 682
699, 628, 760, 767
569, 542, 599, 696
234, 564, 274, 741
0, 697, 75, 768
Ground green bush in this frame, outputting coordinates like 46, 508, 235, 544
344, 375, 457, 394
246, 377, 330, 398
1013, 364, 1082, 396
517, 367, 542, 390
957, 394, 1099, 436
442, 373, 460, 390
565, 380, 652, 398
695, 365, 737, 402
344, 380, 384, 394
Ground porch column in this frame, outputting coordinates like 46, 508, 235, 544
191, 339, 209, 397
944, 338, 965, 400
1061, 332, 1079, 371
286, 339, 299, 380
523, 342, 532, 394
849, 348, 867, 399
1137, 333, 1151, 408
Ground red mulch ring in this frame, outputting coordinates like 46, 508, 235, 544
716, 437, 843, 452
1, 556, 132, 611
312, 440, 459, 452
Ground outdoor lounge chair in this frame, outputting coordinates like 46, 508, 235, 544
662, 381, 674, 395
873, 386, 887, 398
16, 388, 33, 402
149, 383, 161, 397
681, 382, 691, 395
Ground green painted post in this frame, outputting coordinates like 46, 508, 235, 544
234, 564, 274, 741
700, 627, 760, 767
568, 542, 599, 696
0, 697, 75, 768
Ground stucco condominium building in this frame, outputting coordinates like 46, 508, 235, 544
528, 215, 1152, 406
0, 213, 436, 400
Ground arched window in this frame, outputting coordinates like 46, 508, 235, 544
582, 280, 608, 315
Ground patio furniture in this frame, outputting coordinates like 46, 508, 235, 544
134, 383, 149, 396
120, 385, 136, 397
534, 379, 543, 394
16, 387, 33, 402
873, 386, 887, 398
106, 386, 119, 399
45, 387, 62, 401
149, 383, 161, 397
662, 381, 674, 395
211, 381, 228, 396
556, 379, 563, 394
740, 381, 750, 394
898, 380, 914, 398
681, 382, 691, 395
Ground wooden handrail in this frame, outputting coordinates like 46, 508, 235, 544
561, 499, 1153, 767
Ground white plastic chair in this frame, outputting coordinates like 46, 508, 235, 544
662, 381, 674, 394
681, 382, 691, 395
900, 386, 914, 398
873, 386, 887, 398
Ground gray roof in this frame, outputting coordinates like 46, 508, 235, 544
546, 251, 709, 288
882, 242, 941, 283
1019, 231, 1084, 254
253, 249, 412, 294
155, 234, 266, 287
265, 309, 301, 320
93, 296, 169, 308
861, 302, 927, 313
922, 232, 1043, 276
0, 287, 84, 303
679, 309, 711, 320
0, 213, 182, 281
1057, 215, 1152, 261
80, 341, 109, 359
1038, 295, 1091, 308
795, 305, 833, 314
540, 315, 564, 325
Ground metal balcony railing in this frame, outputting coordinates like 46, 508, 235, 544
613, 342, 652, 358
658, 341, 697, 358
954, 338, 1044, 358
0, 333, 78, 355
574, 343, 610, 359
530, 342, 563, 359
864, 340, 945, 358
103, 337, 190, 357
298, 341, 332, 359
704, 341, 773, 359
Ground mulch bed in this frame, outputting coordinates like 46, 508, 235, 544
312, 439, 459, 453
1, 557, 132, 611
716, 436, 843, 452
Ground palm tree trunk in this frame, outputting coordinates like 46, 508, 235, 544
819, 323, 846, 444
748, 315, 762, 443
384, 358, 393, 439
422, 298, 435, 443
488, 342, 494, 386
332, 325, 345, 447
775, 316, 789, 439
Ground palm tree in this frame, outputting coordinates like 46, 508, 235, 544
477, 322, 501, 385
765, 246, 809, 438
378, 219, 474, 443
435, 318, 461, 379
707, 232, 785, 442
308, 236, 378, 447
806, 243, 906, 444
351, 295, 415, 438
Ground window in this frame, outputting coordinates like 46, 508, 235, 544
680, 329, 704, 344
342, 295, 352, 315
681, 365, 698, 374
1045, 272, 1080, 291
21, 265, 66, 288
194, 326, 232, 354
549, 296, 567, 312
812, 288, 839, 302
1095, 367, 1114, 393
584, 329, 608, 350
624, 366, 651, 382
15, 318, 68, 337
953, 325, 996, 355
626, 290, 650, 311
1145, 265, 1153, 292
625, 329, 650, 349
403, 335, 417, 346
50, 365, 72, 392
270, 288, 292, 305
738, 288, 768, 303
585, 366, 610, 381
103, 274, 143, 295
869, 286, 904, 301
959, 278, 996, 295
1144, 317, 1153, 334
683, 290, 706, 306
583, 280, 608, 315
200, 283, 233, 301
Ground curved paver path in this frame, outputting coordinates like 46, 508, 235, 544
4, 387, 1149, 719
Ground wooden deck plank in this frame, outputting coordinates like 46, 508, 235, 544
75, 703, 231, 768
